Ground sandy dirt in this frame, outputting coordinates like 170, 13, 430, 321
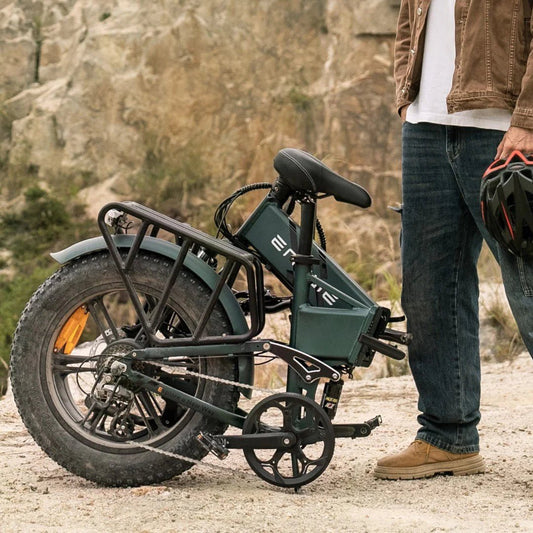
1, 351, 532, 533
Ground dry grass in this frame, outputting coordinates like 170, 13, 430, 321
253, 310, 290, 389
479, 281, 525, 363
478, 245, 525, 362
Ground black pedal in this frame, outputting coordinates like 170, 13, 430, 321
333, 415, 382, 439
196, 432, 229, 460
365, 415, 382, 430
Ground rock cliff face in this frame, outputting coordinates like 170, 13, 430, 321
1, 0, 401, 215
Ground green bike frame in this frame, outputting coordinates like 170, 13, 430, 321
237, 193, 386, 369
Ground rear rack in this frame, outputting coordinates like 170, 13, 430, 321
97, 201, 265, 347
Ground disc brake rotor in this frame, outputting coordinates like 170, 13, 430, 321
242, 392, 335, 489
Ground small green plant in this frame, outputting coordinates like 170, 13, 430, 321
288, 88, 312, 113
0, 184, 91, 395
1, 187, 71, 261
32, 16, 43, 83
52, 169, 96, 198
0, 266, 55, 394
0, 104, 12, 142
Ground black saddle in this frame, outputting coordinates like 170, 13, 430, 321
273, 148, 371, 208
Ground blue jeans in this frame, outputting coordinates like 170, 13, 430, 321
401, 122, 533, 453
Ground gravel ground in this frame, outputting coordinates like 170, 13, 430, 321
1, 351, 532, 533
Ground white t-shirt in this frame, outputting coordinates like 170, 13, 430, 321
406, 0, 512, 131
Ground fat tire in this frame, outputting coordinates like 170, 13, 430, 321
10, 251, 239, 487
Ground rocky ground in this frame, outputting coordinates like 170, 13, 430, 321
0, 350, 532, 533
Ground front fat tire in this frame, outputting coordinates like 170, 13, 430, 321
10, 252, 238, 487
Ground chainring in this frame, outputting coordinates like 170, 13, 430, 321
242, 392, 335, 489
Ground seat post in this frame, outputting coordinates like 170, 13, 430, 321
290, 197, 317, 332
298, 198, 316, 256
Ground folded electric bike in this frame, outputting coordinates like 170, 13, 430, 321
10, 148, 411, 490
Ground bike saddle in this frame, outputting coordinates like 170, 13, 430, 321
273, 148, 372, 208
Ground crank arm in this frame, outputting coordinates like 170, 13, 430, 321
197, 431, 297, 460
215, 432, 297, 450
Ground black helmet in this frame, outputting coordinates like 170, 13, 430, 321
480, 150, 533, 257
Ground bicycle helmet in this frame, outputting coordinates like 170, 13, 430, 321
480, 150, 533, 257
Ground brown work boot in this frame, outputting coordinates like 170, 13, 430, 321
374, 440, 486, 480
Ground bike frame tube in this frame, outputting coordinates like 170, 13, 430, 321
286, 199, 319, 395
290, 199, 317, 315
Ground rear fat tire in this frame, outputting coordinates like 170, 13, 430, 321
10, 252, 239, 487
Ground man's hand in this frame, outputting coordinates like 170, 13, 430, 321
495, 126, 533, 160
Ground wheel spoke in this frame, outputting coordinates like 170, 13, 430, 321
133, 396, 156, 436
87, 296, 121, 344
52, 353, 95, 375
266, 449, 290, 485
53, 364, 94, 376
135, 391, 166, 436
267, 448, 287, 468
290, 451, 302, 478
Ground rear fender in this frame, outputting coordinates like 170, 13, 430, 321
51, 235, 254, 395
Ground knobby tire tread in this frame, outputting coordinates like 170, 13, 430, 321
10, 252, 239, 487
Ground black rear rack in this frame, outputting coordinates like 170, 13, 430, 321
97, 201, 265, 347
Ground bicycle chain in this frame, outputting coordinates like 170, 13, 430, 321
182, 368, 275, 395
126, 367, 279, 475
127, 440, 241, 474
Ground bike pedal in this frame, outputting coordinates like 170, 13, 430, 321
365, 415, 382, 430
196, 432, 229, 460
333, 415, 382, 439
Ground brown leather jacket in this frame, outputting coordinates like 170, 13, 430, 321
395, 0, 533, 129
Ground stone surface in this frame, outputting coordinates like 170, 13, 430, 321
0, 0, 401, 210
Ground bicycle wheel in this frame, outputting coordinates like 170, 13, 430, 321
10, 251, 239, 486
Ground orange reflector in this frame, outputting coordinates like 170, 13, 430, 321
54, 307, 89, 354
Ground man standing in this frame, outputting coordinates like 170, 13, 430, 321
374, 0, 533, 479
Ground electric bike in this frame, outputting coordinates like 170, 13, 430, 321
9, 148, 411, 490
